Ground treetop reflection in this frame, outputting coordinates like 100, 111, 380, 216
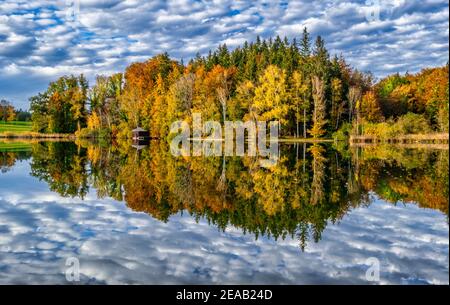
1, 141, 448, 251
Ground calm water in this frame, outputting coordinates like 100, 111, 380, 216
0, 141, 448, 284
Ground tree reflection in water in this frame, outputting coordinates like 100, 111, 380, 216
1, 140, 447, 251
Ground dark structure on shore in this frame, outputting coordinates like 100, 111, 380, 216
132, 127, 150, 140
132, 127, 150, 150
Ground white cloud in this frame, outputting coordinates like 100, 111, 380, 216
0, 0, 448, 108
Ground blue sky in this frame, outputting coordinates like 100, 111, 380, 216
0, 0, 449, 109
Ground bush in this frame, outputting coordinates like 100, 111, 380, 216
116, 122, 132, 139
333, 123, 352, 141
75, 128, 96, 138
360, 112, 432, 139
395, 113, 431, 135
76, 128, 112, 139
98, 128, 112, 139
362, 121, 397, 138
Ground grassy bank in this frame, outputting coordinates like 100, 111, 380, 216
0, 121, 32, 133
0, 132, 75, 139
0, 141, 32, 152
0, 121, 74, 139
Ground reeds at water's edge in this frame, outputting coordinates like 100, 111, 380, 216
0, 132, 75, 139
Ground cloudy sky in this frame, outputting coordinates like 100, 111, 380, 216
0, 0, 449, 109
0, 158, 448, 284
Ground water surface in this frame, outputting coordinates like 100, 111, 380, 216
0, 141, 448, 284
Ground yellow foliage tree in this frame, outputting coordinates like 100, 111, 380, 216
361, 91, 383, 123
87, 112, 101, 130
252, 65, 289, 125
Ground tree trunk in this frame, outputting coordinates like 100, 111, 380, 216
222, 103, 226, 124
303, 108, 306, 138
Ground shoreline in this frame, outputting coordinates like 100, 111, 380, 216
2, 132, 449, 146
349, 133, 449, 145
0, 134, 334, 143
0, 132, 75, 139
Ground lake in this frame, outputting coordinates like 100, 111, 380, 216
0, 140, 448, 284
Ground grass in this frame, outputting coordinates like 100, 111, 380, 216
0, 121, 32, 133
0, 141, 32, 152
0, 121, 76, 139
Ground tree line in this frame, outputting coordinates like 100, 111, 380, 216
29, 28, 449, 138
0, 99, 31, 122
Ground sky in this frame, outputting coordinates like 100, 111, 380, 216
0, 159, 448, 284
0, 0, 449, 110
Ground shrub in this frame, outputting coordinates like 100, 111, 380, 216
360, 112, 433, 139
333, 123, 352, 141
75, 128, 97, 138
116, 122, 132, 139
395, 113, 431, 135
98, 128, 112, 139
76, 127, 112, 139
361, 122, 394, 138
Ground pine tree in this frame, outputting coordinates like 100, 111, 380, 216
300, 27, 311, 58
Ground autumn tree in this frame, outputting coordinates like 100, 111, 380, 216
229, 80, 254, 121
347, 86, 362, 123
374, 65, 449, 132
309, 76, 327, 138
119, 53, 178, 134
166, 72, 196, 134
330, 78, 343, 130
0, 99, 16, 122
252, 65, 289, 126
290, 71, 310, 137
361, 91, 383, 123
30, 93, 49, 132
206, 65, 237, 124
29, 75, 88, 133
309, 144, 326, 205
89, 73, 123, 133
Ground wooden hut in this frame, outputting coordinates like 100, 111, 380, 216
132, 127, 150, 140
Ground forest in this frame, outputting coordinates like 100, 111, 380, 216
27, 28, 449, 140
